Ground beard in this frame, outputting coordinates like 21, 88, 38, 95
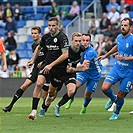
121, 29, 130, 36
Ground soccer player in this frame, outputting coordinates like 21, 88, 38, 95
27, 17, 70, 120
42, 32, 89, 117
3, 26, 48, 112
65, 33, 103, 115
97, 17, 133, 120
0, 37, 7, 72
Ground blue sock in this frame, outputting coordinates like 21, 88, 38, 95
70, 89, 77, 100
83, 97, 92, 107
114, 98, 124, 114
103, 88, 116, 102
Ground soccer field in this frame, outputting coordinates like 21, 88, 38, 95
0, 98, 133, 133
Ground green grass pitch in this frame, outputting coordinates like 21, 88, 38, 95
0, 97, 133, 133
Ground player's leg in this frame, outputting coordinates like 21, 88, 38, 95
79, 80, 98, 115
39, 84, 49, 117
102, 69, 118, 110
109, 76, 132, 120
65, 72, 85, 109
54, 82, 76, 117
28, 75, 46, 120
3, 79, 33, 112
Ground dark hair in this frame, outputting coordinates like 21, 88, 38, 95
91, 15, 95, 18
48, 17, 58, 24
121, 18, 133, 26
31, 26, 41, 33
82, 33, 91, 40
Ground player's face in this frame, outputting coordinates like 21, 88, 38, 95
81, 35, 91, 49
121, 20, 131, 36
31, 29, 41, 41
72, 36, 82, 50
48, 20, 58, 35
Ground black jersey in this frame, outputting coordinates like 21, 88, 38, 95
40, 31, 69, 68
68, 44, 85, 68
32, 42, 46, 66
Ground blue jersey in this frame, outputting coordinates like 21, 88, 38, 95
115, 34, 133, 73
80, 45, 103, 80
104, 34, 133, 92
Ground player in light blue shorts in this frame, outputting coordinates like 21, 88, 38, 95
65, 33, 103, 115
97, 18, 133, 120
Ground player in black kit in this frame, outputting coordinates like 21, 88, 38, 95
3, 26, 48, 112
38, 32, 88, 117
27, 17, 69, 120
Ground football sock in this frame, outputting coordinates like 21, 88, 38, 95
32, 97, 40, 110
10, 88, 24, 106
103, 88, 116, 102
42, 99, 49, 112
70, 89, 77, 101
114, 98, 124, 114
57, 93, 70, 107
83, 97, 92, 107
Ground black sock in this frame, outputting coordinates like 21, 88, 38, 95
10, 88, 24, 106
42, 99, 49, 112
32, 97, 40, 110
57, 93, 70, 107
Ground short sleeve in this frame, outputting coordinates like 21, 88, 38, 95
59, 34, 69, 50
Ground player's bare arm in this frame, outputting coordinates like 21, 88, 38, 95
27, 45, 41, 68
97, 45, 118, 61
43, 49, 68, 74
67, 60, 90, 73
1, 52, 7, 72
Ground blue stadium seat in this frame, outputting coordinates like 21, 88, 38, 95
63, 20, 71, 27
23, 7, 34, 14
17, 43, 27, 51
34, 13, 43, 20
129, 11, 133, 18
37, 7, 43, 13
44, 20, 48, 27
17, 20, 26, 28
26, 42, 32, 50
26, 36, 33, 43
27, 50, 33, 59
42, 7, 51, 13
17, 50, 29, 59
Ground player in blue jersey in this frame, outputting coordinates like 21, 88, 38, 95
65, 33, 103, 115
97, 17, 133, 120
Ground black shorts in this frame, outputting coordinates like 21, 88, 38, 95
50, 67, 76, 88
42, 82, 63, 92
27, 66, 39, 83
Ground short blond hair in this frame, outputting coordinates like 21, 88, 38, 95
71, 32, 82, 40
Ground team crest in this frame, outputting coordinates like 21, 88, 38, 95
126, 43, 129, 48
54, 38, 57, 43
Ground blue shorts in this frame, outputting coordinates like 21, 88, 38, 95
104, 66, 133, 93
76, 72, 100, 93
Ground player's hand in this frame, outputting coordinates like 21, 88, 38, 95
27, 60, 34, 68
43, 64, 52, 74
81, 60, 90, 71
96, 55, 106, 61
67, 66, 74, 73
